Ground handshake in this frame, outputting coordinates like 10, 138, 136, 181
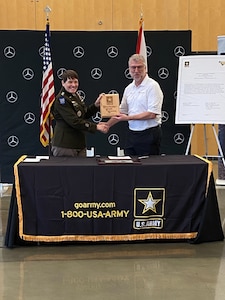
96, 122, 110, 134
96, 113, 127, 134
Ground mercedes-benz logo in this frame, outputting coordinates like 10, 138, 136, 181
73, 46, 85, 58
108, 133, 119, 145
7, 135, 19, 147
107, 46, 119, 58
24, 112, 36, 124
174, 133, 185, 144
22, 68, 34, 80
91, 68, 102, 80
39, 45, 45, 57
4, 46, 16, 58
77, 90, 86, 101
57, 68, 66, 79
6, 91, 18, 103
162, 111, 169, 123
146, 46, 152, 57
125, 68, 132, 79
92, 112, 102, 123
174, 46, 185, 57
108, 90, 119, 94
158, 67, 169, 79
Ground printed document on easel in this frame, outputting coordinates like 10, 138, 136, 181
176, 55, 225, 124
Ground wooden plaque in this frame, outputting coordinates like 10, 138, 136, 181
100, 94, 120, 118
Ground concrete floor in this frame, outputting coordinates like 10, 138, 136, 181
0, 165, 225, 300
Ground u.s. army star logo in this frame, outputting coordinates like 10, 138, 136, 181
138, 192, 161, 214
134, 188, 165, 218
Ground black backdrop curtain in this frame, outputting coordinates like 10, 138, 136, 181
0, 30, 191, 182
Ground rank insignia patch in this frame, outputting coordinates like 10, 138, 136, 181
59, 97, 65, 105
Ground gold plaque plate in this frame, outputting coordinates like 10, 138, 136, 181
100, 94, 120, 118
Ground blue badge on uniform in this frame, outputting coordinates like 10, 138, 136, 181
59, 97, 65, 105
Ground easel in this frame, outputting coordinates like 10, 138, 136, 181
185, 123, 225, 168
176, 55, 225, 185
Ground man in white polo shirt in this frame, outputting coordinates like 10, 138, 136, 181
107, 53, 164, 156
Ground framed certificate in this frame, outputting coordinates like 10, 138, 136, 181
100, 94, 120, 118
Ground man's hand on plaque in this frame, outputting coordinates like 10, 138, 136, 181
112, 113, 129, 121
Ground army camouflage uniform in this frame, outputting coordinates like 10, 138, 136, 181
51, 88, 99, 154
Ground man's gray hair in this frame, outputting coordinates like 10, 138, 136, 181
128, 54, 146, 66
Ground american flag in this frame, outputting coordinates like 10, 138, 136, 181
136, 15, 148, 73
40, 21, 55, 147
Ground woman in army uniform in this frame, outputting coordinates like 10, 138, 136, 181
51, 69, 107, 157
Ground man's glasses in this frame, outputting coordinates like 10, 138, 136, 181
129, 65, 145, 71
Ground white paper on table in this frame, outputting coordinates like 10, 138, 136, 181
23, 156, 49, 162
107, 156, 132, 160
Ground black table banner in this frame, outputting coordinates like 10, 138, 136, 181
5, 155, 223, 246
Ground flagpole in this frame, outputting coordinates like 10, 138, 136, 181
45, 6, 51, 157
40, 6, 55, 155
136, 10, 148, 73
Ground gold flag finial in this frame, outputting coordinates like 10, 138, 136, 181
140, 3, 143, 19
44, 6, 51, 22
140, 3, 144, 22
